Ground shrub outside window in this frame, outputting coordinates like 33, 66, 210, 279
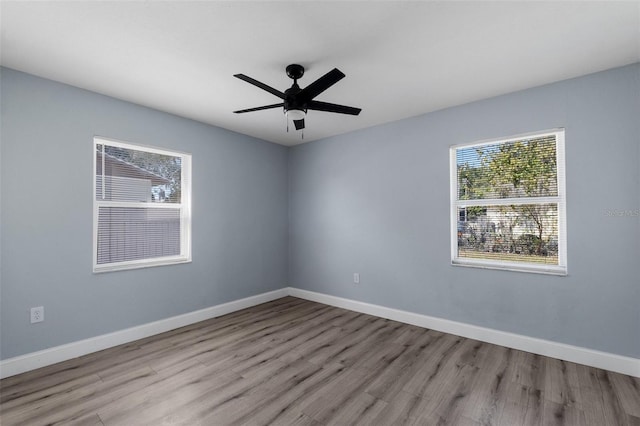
450, 129, 567, 275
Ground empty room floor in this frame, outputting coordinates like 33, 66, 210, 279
1, 297, 638, 425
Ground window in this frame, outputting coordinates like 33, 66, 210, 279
450, 129, 566, 275
93, 137, 191, 272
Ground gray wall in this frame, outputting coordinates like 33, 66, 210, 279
289, 63, 640, 358
0, 68, 289, 360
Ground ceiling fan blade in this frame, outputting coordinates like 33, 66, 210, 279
233, 103, 284, 114
234, 74, 286, 99
293, 118, 305, 130
308, 100, 361, 115
298, 68, 345, 101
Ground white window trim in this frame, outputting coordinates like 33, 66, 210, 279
92, 136, 192, 273
449, 129, 567, 276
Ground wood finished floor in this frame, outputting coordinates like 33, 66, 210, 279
1, 297, 639, 426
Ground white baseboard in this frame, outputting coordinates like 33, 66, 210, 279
0, 288, 288, 379
2, 286, 638, 379
288, 287, 640, 378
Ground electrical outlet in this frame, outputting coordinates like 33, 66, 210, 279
30, 306, 44, 324
353, 273, 360, 284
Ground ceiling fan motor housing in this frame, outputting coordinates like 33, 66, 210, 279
284, 83, 305, 114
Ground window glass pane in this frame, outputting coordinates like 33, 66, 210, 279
456, 135, 557, 200
97, 206, 181, 264
96, 144, 182, 203
457, 203, 559, 265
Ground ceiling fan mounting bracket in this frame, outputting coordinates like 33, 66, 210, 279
285, 64, 305, 81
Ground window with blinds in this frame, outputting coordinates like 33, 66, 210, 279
93, 137, 191, 272
450, 129, 567, 275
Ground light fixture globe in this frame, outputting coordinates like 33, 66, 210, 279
285, 109, 306, 121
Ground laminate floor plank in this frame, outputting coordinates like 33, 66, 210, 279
99, 369, 243, 426
596, 369, 634, 426
325, 391, 387, 426
494, 381, 544, 426
414, 363, 481, 425
364, 332, 458, 403
62, 412, 105, 426
368, 390, 420, 425
0, 343, 143, 401
463, 369, 510, 424
95, 359, 232, 424
327, 321, 408, 369
0, 373, 103, 412
305, 317, 389, 366
225, 362, 347, 426
3, 365, 159, 426
301, 367, 376, 424
514, 352, 547, 392
543, 357, 582, 408
401, 333, 466, 397
1, 297, 638, 426
148, 358, 320, 426
261, 317, 342, 356
541, 399, 586, 426
609, 370, 640, 417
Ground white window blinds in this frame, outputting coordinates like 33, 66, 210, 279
450, 129, 567, 275
93, 138, 191, 272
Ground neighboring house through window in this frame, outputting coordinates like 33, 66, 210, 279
450, 129, 567, 275
93, 137, 191, 272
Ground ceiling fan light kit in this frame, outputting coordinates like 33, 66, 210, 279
285, 109, 306, 121
233, 64, 361, 133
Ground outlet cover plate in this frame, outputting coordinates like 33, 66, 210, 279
30, 306, 44, 323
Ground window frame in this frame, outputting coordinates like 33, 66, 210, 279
449, 129, 567, 275
92, 137, 192, 273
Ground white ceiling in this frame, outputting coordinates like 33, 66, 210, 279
1, 1, 639, 146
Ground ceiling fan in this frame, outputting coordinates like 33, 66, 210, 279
233, 64, 361, 131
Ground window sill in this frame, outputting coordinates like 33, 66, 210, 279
93, 256, 192, 273
451, 258, 567, 276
